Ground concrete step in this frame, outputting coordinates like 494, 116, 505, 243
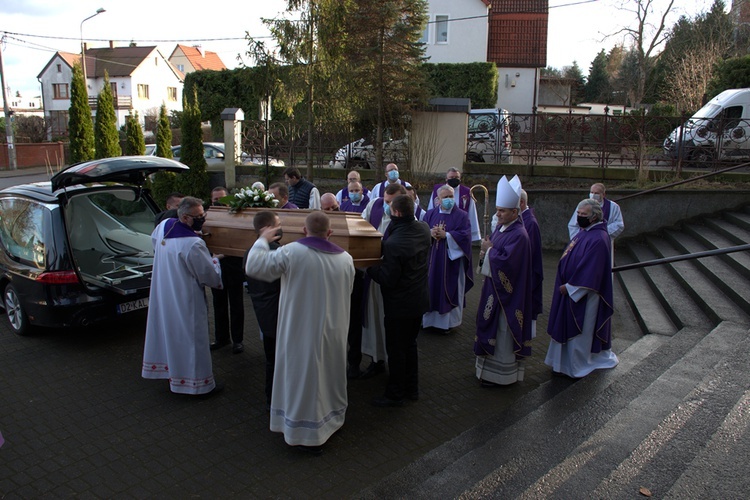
623, 239, 711, 332
682, 221, 750, 279
646, 235, 749, 326
703, 216, 750, 246
615, 244, 678, 336
724, 209, 750, 232
664, 228, 750, 316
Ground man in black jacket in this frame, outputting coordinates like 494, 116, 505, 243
366, 194, 431, 407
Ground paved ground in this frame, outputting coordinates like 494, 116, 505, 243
0, 242, 640, 498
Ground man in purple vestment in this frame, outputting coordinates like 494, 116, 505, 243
520, 189, 543, 337
341, 181, 369, 213
422, 185, 474, 333
474, 175, 532, 386
336, 170, 370, 204
546, 198, 619, 378
269, 182, 299, 210
429, 168, 481, 241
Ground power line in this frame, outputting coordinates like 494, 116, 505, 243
0, 30, 273, 44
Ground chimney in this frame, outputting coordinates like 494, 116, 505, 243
194, 44, 205, 57
109, 40, 115, 49
83, 42, 88, 51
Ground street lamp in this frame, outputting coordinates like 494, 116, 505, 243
80, 8, 105, 87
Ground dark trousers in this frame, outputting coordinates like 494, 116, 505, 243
383, 315, 421, 400
347, 270, 365, 369
262, 334, 276, 405
212, 256, 244, 344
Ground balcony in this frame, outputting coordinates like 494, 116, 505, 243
88, 95, 133, 110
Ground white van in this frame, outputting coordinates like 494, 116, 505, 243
664, 88, 750, 163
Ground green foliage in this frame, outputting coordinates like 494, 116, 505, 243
175, 88, 209, 199
423, 62, 498, 109
564, 62, 586, 106
94, 71, 122, 159
156, 104, 173, 158
124, 112, 146, 155
707, 55, 750, 98
148, 172, 178, 210
68, 63, 95, 163
585, 50, 611, 103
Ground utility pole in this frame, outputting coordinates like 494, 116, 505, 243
0, 39, 18, 170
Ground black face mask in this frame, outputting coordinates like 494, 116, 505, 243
446, 178, 461, 188
191, 216, 206, 231
577, 215, 592, 229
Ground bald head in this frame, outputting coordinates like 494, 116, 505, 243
321, 193, 340, 212
305, 211, 331, 238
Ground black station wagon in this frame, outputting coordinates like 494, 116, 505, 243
0, 156, 187, 335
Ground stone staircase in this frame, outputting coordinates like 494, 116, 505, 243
360, 205, 750, 498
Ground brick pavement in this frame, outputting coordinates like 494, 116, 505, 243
0, 248, 638, 498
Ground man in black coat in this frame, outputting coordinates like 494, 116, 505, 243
366, 194, 431, 407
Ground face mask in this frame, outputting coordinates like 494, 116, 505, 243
441, 198, 455, 211
276, 228, 283, 240
446, 178, 460, 188
577, 215, 592, 228
590, 192, 602, 202
387, 170, 399, 182
349, 191, 362, 203
191, 216, 206, 231
384, 203, 391, 216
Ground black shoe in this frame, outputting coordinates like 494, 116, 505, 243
480, 379, 499, 388
294, 445, 323, 456
372, 396, 404, 407
210, 341, 229, 351
232, 343, 244, 354
360, 360, 385, 380
347, 366, 362, 380
198, 380, 225, 398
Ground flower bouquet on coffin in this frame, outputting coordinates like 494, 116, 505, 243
220, 185, 279, 213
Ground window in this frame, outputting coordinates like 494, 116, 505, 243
137, 84, 150, 99
56, 64, 62, 73
167, 87, 177, 102
53, 83, 70, 99
0, 199, 48, 268
436, 15, 449, 43
177, 64, 185, 73
419, 23, 429, 44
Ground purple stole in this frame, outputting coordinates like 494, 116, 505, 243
368, 198, 386, 232
547, 222, 613, 351
341, 199, 368, 214
601, 198, 612, 223
474, 219, 532, 358
282, 201, 299, 209
424, 207, 474, 314
376, 179, 407, 196
337, 186, 370, 204
296, 236, 346, 254
162, 218, 200, 239
431, 183, 471, 212
522, 208, 544, 319
415, 204, 424, 220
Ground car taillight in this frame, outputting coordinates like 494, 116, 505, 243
36, 271, 80, 284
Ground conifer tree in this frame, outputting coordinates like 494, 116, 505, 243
68, 63, 95, 163
155, 103, 173, 158
124, 112, 145, 155
94, 71, 122, 158
175, 88, 209, 199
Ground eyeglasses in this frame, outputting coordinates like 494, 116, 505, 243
187, 213, 205, 221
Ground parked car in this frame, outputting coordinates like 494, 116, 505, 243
329, 132, 409, 170
0, 156, 187, 335
466, 108, 513, 164
664, 88, 750, 164
144, 144, 157, 156
171, 142, 285, 172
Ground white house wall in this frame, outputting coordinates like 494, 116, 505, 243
127, 51, 183, 129
496, 67, 538, 115
422, 0, 488, 64
40, 55, 76, 116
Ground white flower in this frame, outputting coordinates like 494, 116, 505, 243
254, 195, 259, 201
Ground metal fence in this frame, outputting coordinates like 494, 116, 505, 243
235, 110, 750, 172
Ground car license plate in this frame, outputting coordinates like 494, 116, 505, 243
117, 298, 149, 314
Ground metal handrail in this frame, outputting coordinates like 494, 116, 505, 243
613, 244, 750, 273
613, 161, 750, 203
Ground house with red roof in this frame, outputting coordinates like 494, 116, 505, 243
168, 45, 227, 76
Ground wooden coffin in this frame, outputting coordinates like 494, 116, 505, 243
201, 206, 383, 266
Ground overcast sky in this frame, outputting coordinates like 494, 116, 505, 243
1, 0, 722, 100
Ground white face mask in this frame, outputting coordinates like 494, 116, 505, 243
589, 192, 602, 202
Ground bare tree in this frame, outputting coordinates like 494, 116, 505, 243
611, 0, 676, 107
662, 44, 725, 113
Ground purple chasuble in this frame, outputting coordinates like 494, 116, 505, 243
341, 196, 369, 213
474, 219, 532, 358
368, 198, 386, 232
522, 208, 544, 319
423, 207, 474, 314
162, 218, 200, 239
295, 236, 346, 254
431, 184, 471, 212
547, 222, 613, 352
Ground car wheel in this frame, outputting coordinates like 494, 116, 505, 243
4, 284, 30, 336
348, 158, 371, 170
466, 152, 485, 163
688, 147, 715, 167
